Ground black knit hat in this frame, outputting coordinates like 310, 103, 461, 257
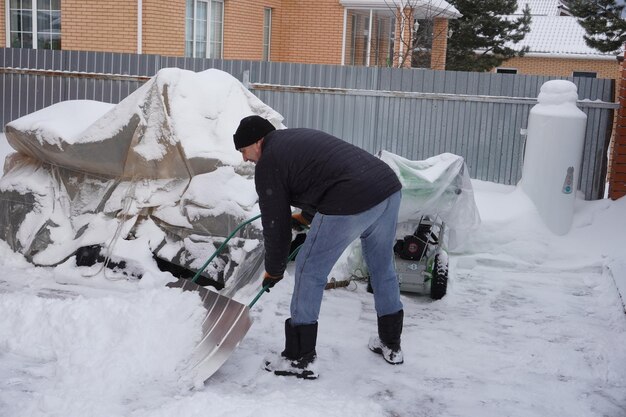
233, 115, 276, 150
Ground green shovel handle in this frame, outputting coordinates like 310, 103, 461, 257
248, 284, 272, 308
191, 214, 262, 284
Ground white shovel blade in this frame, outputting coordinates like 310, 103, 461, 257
167, 279, 253, 382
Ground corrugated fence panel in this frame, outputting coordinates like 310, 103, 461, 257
0, 48, 616, 199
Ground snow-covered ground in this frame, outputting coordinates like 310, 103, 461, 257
1, 131, 625, 417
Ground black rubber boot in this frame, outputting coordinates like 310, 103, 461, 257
378, 309, 403, 351
293, 320, 317, 368
265, 319, 319, 379
281, 318, 300, 360
369, 310, 404, 364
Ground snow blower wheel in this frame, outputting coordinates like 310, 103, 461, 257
429, 253, 448, 300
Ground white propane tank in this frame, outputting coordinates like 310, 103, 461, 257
520, 80, 587, 235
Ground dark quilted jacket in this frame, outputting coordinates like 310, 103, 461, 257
255, 128, 401, 276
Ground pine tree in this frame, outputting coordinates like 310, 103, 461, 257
567, 0, 626, 53
446, 0, 532, 72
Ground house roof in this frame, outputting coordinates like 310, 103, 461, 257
339, 0, 461, 19
507, 15, 621, 59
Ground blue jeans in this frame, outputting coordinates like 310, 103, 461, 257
291, 191, 403, 325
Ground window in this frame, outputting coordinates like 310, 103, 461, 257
185, 0, 223, 59
573, 71, 597, 78
8, 0, 61, 49
263, 8, 271, 61
373, 17, 383, 66
343, 8, 395, 67
496, 68, 518, 74
350, 14, 357, 65
388, 17, 395, 67
362, 16, 370, 65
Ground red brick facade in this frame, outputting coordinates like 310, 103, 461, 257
610, 55, 626, 200
0, 2, 4, 47
430, 18, 448, 71
500, 56, 620, 81
142, 0, 186, 56
271, 0, 346, 65
60, 0, 184, 55
62, 0, 139, 53
2, 1, 449, 69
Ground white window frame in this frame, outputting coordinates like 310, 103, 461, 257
350, 14, 357, 65
341, 7, 395, 67
186, 0, 223, 59
6, 0, 61, 49
388, 16, 395, 66
263, 8, 272, 61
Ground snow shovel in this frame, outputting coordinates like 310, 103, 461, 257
166, 214, 304, 382
165, 214, 267, 382
167, 278, 268, 383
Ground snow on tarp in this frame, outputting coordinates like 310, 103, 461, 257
6, 68, 284, 178
0, 68, 281, 291
379, 150, 481, 249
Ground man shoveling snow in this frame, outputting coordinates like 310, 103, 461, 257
233, 115, 405, 379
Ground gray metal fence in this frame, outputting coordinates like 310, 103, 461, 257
0, 48, 617, 199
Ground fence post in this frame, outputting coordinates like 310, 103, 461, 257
609, 50, 626, 200
243, 70, 250, 89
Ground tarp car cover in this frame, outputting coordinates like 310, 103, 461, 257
0, 68, 282, 290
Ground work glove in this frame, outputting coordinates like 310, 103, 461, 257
291, 212, 311, 231
262, 271, 284, 292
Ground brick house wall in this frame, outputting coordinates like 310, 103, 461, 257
62, 0, 138, 53
223, 0, 282, 61
500, 56, 621, 103
610, 56, 626, 200
61, 0, 184, 55
430, 18, 448, 71
2, 1, 449, 68
0, 3, 4, 47
500, 56, 620, 81
142, 0, 185, 56
274, 0, 345, 65
611, 92, 626, 199
224, 0, 346, 65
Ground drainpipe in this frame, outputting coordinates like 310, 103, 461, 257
137, 0, 143, 54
